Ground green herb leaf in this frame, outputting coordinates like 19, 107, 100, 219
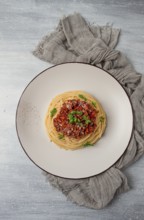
71, 110, 83, 115
99, 116, 104, 123
76, 111, 83, 115
68, 111, 83, 124
83, 115, 91, 124
77, 118, 80, 123
83, 142, 94, 147
85, 119, 91, 125
50, 108, 57, 117
68, 114, 74, 123
83, 115, 87, 120
78, 94, 87, 101
73, 117, 77, 123
92, 101, 96, 108
58, 133, 64, 139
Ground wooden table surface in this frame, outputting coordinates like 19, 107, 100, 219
0, 0, 144, 219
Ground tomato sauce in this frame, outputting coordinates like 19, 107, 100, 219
53, 99, 97, 139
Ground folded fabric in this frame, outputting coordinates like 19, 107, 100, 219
33, 13, 144, 209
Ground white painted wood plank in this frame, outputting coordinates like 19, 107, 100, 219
0, 0, 144, 219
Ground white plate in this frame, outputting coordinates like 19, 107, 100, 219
16, 63, 133, 179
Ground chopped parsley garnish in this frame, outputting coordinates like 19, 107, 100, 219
68, 111, 92, 125
68, 114, 74, 123
99, 116, 104, 123
83, 115, 91, 125
92, 101, 96, 108
50, 108, 57, 117
71, 110, 83, 115
83, 142, 94, 147
68, 111, 83, 124
78, 94, 87, 101
58, 133, 64, 139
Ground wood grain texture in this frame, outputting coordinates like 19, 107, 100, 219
0, 0, 144, 219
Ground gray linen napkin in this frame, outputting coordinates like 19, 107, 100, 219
33, 13, 144, 209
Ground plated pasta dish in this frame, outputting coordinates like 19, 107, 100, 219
45, 91, 106, 150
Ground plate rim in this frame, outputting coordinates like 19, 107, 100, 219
15, 62, 134, 179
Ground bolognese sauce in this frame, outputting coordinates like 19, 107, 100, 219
53, 99, 98, 139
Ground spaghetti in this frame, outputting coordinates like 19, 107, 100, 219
45, 91, 106, 150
